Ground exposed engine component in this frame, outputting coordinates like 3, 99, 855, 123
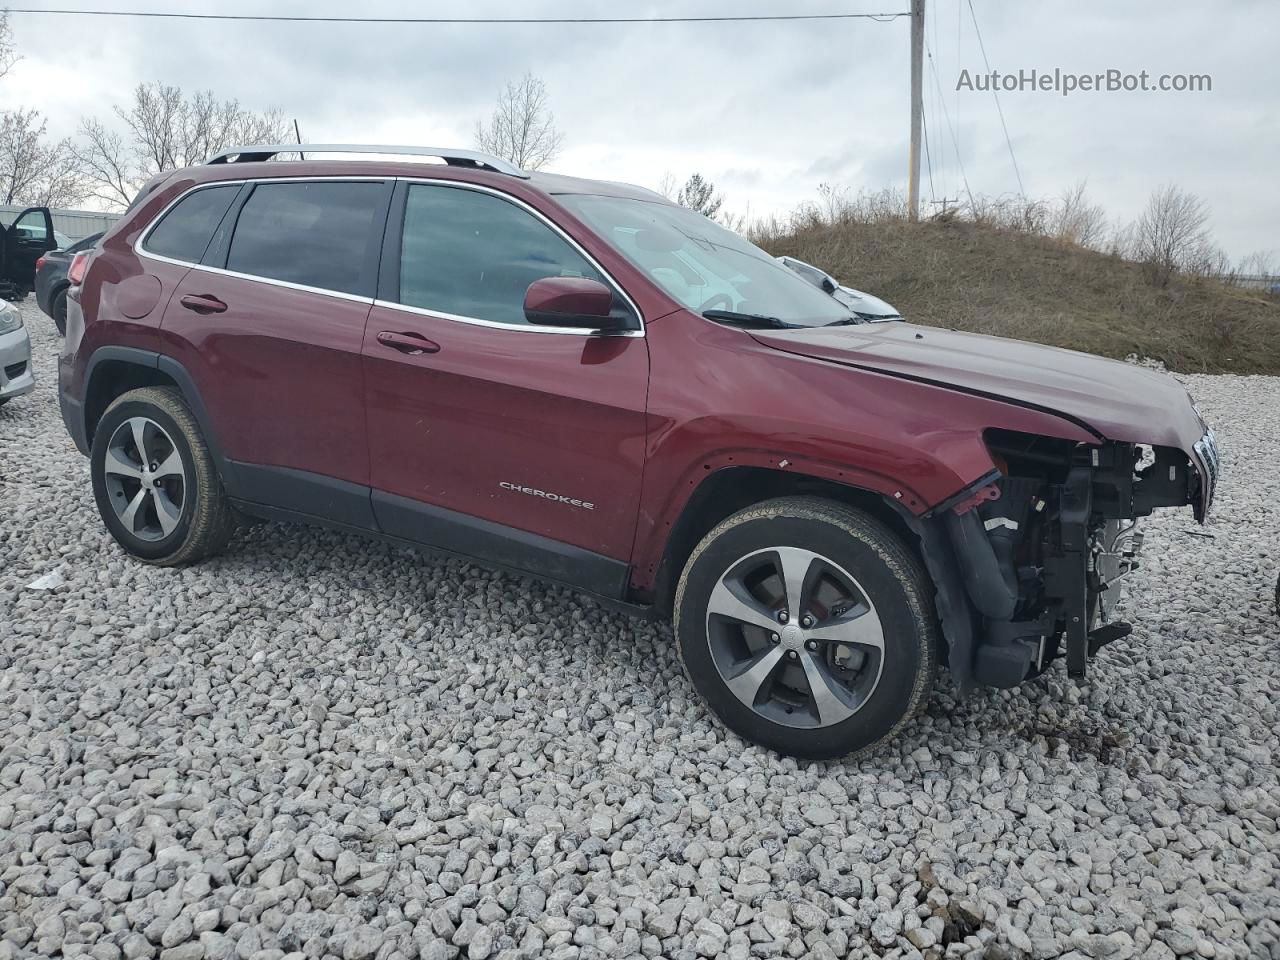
941, 429, 1207, 688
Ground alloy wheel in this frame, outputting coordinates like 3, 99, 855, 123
705, 546, 885, 728
102, 416, 187, 542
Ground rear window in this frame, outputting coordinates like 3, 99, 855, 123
143, 186, 240, 264
225, 181, 385, 297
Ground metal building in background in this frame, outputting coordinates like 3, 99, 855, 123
0, 204, 122, 246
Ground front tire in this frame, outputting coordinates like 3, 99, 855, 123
675, 497, 937, 760
90, 386, 236, 565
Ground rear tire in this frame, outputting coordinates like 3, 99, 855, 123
90, 386, 236, 566
52, 288, 68, 336
675, 496, 937, 760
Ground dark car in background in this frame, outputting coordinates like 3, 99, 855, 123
36, 232, 103, 334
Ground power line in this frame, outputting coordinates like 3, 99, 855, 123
965, 0, 1025, 198
925, 35, 974, 212
921, 106, 936, 206
954, 0, 962, 201
7, 8, 910, 25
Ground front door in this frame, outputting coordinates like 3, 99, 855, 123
3, 207, 56, 291
362, 181, 649, 595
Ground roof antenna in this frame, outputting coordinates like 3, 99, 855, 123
293, 119, 305, 161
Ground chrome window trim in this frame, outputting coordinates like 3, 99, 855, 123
390, 177, 644, 337
370, 298, 643, 338
149, 257, 376, 306
132, 174, 645, 336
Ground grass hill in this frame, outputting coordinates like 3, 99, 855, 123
762, 218, 1280, 375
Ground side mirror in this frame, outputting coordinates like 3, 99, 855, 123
524, 276, 623, 330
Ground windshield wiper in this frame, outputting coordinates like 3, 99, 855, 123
823, 316, 869, 327
702, 309, 796, 329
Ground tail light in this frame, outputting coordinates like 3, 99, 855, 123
68, 251, 90, 286
35, 255, 47, 273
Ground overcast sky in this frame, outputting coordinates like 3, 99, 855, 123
2, 0, 1275, 261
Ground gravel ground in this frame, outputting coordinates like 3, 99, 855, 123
1, 300, 1278, 960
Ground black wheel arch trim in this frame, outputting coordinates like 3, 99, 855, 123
77, 346, 240, 496
888, 504, 980, 693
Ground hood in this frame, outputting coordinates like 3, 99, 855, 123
749, 322, 1208, 451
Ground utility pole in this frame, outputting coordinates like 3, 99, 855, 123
907, 0, 925, 222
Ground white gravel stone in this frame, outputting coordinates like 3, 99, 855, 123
1, 303, 1278, 959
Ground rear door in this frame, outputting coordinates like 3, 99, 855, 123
3, 207, 56, 290
361, 181, 650, 595
157, 178, 393, 526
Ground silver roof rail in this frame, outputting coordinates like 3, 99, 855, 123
205, 143, 529, 178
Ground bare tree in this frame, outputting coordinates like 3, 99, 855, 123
1052, 180, 1108, 248
1181, 237, 1231, 280
676, 173, 723, 220
0, 12, 88, 207
1133, 184, 1211, 287
474, 73, 564, 171
656, 171, 679, 201
76, 82, 291, 209
0, 11, 18, 83
0, 108, 87, 207
1236, 250, 1277, 280
75, 119, 134, 209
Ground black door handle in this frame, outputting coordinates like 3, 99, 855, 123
179, 294, 227, 315
377, 331, 440, 355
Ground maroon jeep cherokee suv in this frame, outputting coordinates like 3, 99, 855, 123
59, 144, 1219, 759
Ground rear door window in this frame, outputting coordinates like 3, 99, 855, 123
144, 186, 240, 264
397, 183, 608, 326
225, 181, 386, 297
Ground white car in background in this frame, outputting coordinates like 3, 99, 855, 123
0, 301, 33, 406
776, 255, 902, 322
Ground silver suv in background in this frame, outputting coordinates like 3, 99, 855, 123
0, 301, 34, 406
776, 255, 902, 322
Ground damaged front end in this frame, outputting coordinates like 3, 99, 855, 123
913, 425, 1219, 690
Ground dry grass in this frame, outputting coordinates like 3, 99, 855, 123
762, 218, 1280, 375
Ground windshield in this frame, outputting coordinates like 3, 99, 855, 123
559, 195, 854, 327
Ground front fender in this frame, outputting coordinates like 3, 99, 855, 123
630, 311, 1099, 590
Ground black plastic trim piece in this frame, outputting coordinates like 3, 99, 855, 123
60, 391, 87, 454
1055, 466, 1093, 679
229, 461, 377, 531
891, 506, 979, 692
372, 490, 630, 600
200, 183, 253, 269
377, 180, 407, 302
229, 497, 651, 618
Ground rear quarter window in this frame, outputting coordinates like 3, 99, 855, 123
143, 185, 241, 264
225, 181, 386, 297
